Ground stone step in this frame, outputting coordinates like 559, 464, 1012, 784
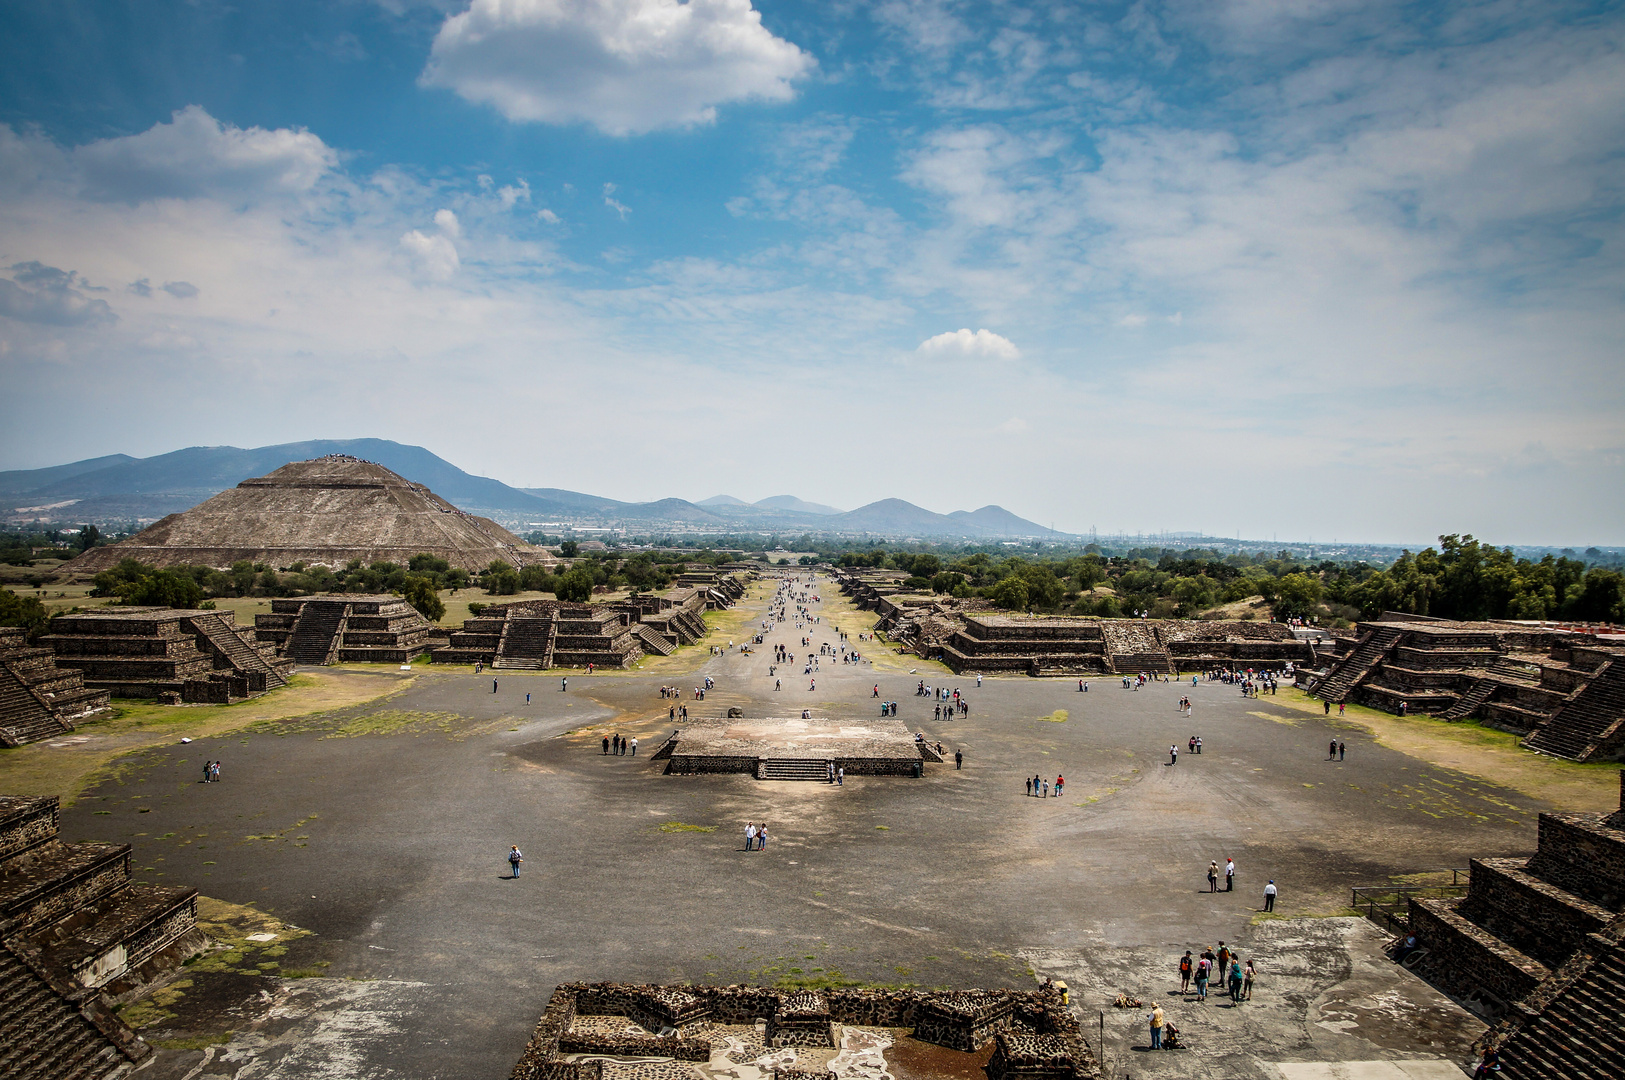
757, 759, 833, 781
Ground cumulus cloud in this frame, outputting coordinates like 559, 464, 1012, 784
74, 105, 336, 203
916, 327, 1020, 361
399, 229, 461, 281
420, 0, 815, 135
0, 262, 116, 327
162, 281, 199, 299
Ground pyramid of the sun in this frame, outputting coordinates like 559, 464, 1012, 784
65, 455, 542, 573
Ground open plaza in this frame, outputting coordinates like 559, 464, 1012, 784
5, 566, 1620, 1080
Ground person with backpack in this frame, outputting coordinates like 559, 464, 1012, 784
507, 846, 523, 878
1178, 951, 1193, 995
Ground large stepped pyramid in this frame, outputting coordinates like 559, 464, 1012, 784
0, 794, 206, 1078
41, 609, 294, 703
0, 628, 111, 748
1408, 770, 1625, 1031
254, 595, 431, 665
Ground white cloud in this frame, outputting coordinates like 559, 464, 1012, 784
916, 327, 1020, 361
603, 182, 631, 219
1117, 313, 1148, 327
537, 208, 562, 223
0, 262, 116, 327
73, 105, 336, 203
420, 0, 815, 136
398, 229, 461, 280
433, 208, 462, 239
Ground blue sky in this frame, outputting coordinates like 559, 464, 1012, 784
1, 0, 1621, 544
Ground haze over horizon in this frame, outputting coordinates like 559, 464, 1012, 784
2, 0, 1622, 546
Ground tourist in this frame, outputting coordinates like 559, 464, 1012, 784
976, 674, 982, 687
1339, 741, 1346, 761
1324, 700, 1331, 714
562, 677, 567, 692
1243, 960, 1256, 1000
1217, 942, 1230, 979
202, 760, 212, 784
1472, 1046, 1501, 1079
1148, 1004, 1164, 1050
1329, 739, 1337, 760
1042, 779, 1049, 797
526, 692, 530, 705
602, 735, 609, 755
1169, 744, 1178, 766
836, 767, 843, 786
1228, 959, 1244, 1003
1194, 957, 1210, 1001
1178, 950, 1193, 994
955, 750, 963, 770
210, 761, 220, 782
757, 823, 768, 849
1226, 857, 1235, 891
745, 823, 757, 851
1195, 736, 1202, 753
492, 678, 498, 693
629, 737, 637, 756
1264, 880, 1277, 912
508, 845, 523, 878
1208, 861, 1219, 893
1026, 777, 1033, 796
1055, 774, 1063, 796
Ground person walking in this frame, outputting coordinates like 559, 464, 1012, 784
507, 845, 523, 878
602, 735, 609, 754
1169, 744, 1178, 766
1329, 738, 1337, 760
1225, 857, 1235, 892
1338, 740, 1346, 761
629, 737, 637, 756
1208, 861, 1219, 893
1229, 959, 1244, 1004
955, 749, 963, 770
836, 767, 843, 786
202, 760, 212, 784
1055, 774, 1063, 797
1217, 942, 1230, 980
1243, 960, 1256, 1000
561, 677, 567, 692
757, 823, 768, 850
492, 678, 498, 694
1149, 1004, 1165, 1050
1178, 951, 1193, 995
1264, 880, 1277, 912
745, 823, 757, 851
526, 692, 531, 705
1194, 958, 1209, 1002
210, 761, 220, 783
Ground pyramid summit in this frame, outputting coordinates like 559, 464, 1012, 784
66, 455, 543, 573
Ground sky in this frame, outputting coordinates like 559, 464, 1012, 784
0, 0, 1621, 546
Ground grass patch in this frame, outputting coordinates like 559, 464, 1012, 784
658, 821, 717, 833
1038, 710, 1069, 723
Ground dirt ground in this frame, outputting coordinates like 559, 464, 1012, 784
12, 572, 1620, 1079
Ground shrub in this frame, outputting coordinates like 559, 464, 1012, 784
402, 575, 445, 622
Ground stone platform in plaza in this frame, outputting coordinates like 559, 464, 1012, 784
659, 716, 933, 779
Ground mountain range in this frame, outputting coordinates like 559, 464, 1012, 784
0, 439, 1061, 539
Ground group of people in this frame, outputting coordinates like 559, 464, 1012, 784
1206, 858, 1235, 892
743, 822, 770, 849
1025, 774, 1063, 797
1175, 943, 1256, 1004
602, 733, 637, 756
199, 759, 222, 783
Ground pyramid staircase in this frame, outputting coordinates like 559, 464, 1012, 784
1100, 623, 1173, 675
0, 629, 108, 748
188, 613, 288, 689
285, 602, 348, 665
1525, 661, 1625, 763
757, 759, 832, 781
1313, 626, 1403, 703
1440, 677, 1499, 721
634, 624, 676, 657
0, 665, 68, 749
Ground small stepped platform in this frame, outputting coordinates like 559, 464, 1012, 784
757, 759, 831, 781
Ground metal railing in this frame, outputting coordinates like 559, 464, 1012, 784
1351, 868, 1470, 935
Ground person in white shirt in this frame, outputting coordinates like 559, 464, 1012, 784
1264, 880, 1277, 912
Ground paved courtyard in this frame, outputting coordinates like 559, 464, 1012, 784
52, 574, 1538, 1079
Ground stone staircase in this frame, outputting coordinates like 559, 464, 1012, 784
1525, 661, 1625, 762
1496, 931, 1625, 1080
0, 664, 68, 748
1313, 626, 1403, 702
1440, 677, 1499, 721
634, 624, 676, 657
0, 930, 142, 1080
285, 602, 347, 665
188, 613, 287, 688
757, 759, 831, 781
1099, 623, 1173, 674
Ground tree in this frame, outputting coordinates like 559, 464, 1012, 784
1270, 573, 1324, 619
124, 569, 205, 608
0, 587, 50, 640
76, 524, 100, 552
554, 567, 594, 603
557, 540, 579, 558
402, 575, 445, 622
989, 577, 1030, 611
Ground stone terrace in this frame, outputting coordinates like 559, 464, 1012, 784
0, 792, 206, 1080
1302, 620, 1624, 761
658, 716, 933, 779
431, 599, 646, 671
254, 595, 431, 666
511, 982, 1100, 1080
0, 627, 110, 748
43, 609, 293, 702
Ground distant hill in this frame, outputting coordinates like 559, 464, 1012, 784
755, 495, 844, 515
2, 441, 1067, 538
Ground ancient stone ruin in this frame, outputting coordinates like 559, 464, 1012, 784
41, 609, 294, 702
62, 455, 546, 574
654, 716, 937, 779
0, 627, 110, 747
838, 571, 1313, 677
0, 794, 204, 1079
1303, 616, 1625, 762
430, 599, 647, 669
253, 595, 432, 665
510, 982, 1101, 1080
1404, 766, 1618, 1039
